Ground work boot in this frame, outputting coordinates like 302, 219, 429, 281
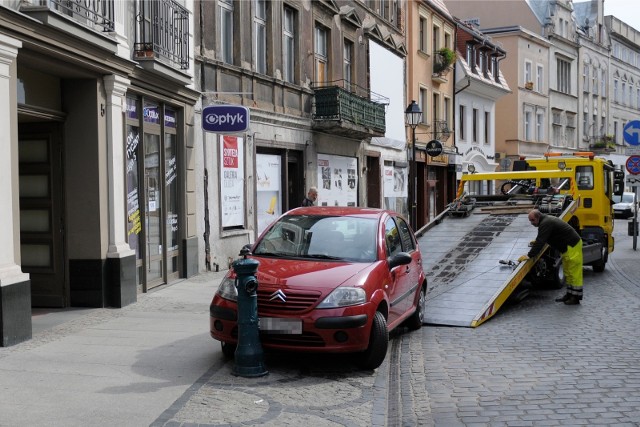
564, 295, 580, 305
555, 293, 570, 302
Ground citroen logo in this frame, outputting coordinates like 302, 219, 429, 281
269, 289, 287, 302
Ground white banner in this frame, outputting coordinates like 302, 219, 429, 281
317, 154, 358, 207
383, 165, 408, 197
220, 135, 244, 227
256, 154, 282, 236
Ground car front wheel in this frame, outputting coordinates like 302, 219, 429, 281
357, 311, 389, 370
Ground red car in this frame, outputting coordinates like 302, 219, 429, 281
209, 206, 427, 370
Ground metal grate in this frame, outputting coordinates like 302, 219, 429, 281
48, 0, 115, 32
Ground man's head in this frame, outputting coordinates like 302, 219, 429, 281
528, 209, 542, 227
308, 187, 318, 201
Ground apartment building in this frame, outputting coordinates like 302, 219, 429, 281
406, 0, 456, 227
454, 18, 511, 194
193, 0, 408, 264
0, 0, 198, 346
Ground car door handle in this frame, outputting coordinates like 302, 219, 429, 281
405, 266, 411, 273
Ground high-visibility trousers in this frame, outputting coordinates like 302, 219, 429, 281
562, 240, 583, 298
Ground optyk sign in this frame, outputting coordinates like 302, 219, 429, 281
202, 105, 250, 133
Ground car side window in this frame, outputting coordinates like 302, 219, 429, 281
384, 217, 402, 258
396, 217, 415, 252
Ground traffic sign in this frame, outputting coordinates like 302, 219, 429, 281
626, 155, 640, 175
623, 120, 640, 146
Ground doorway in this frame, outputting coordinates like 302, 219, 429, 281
18, 123, 66, 307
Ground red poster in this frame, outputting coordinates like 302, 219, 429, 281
222, 136, 239, 168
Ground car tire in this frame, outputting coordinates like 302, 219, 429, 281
220, 341, 237, 359
592, 248, 607, 273
357, 311, 388, 370
404, 284, 426, 330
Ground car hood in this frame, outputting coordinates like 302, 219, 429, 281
613, 202, 634, 209
250, 256, 375, 291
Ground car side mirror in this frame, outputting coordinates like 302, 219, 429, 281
388, 252, 412, 269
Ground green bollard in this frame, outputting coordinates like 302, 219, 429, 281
231, 248, 268, 377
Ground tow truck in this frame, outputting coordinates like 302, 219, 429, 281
415, 152, 624, 327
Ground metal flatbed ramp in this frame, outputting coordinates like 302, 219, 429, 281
416, 211, 539, 327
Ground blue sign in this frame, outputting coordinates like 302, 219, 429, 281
623, 120, 640, 146
202, 105, 250, 133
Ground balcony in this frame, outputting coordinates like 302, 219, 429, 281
133, 0, 190, 70
312, 81, 387, 139
432, 48, 456, 82
588, 135, 617, 154
19, 0, 117, 52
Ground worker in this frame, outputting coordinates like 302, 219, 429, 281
301, 187, 318, 207
518, 209, 583, 305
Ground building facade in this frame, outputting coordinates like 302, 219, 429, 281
193, 0, 408, 267
0, 0, 199, 346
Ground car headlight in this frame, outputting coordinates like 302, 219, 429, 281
317, 287, 366, 308
216, 277, 238, 302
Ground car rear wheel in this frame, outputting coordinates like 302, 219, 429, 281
220, 341, 237, 359
404, 284, 426, 330
357, 311, 388, 370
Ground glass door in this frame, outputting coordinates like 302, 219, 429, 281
144, 133, 163, 287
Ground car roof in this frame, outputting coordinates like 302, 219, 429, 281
286, 206, 393, 219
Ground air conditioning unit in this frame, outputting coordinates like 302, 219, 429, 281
495, 152, 506, 160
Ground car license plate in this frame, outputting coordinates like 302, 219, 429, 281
259, 317, 302, 334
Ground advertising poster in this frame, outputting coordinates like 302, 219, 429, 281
256, 154, 282, 236
317, 154, 358, 206
383, 165, 408, 197
220, 135, 244, 227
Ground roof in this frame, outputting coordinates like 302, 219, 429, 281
286, 206, 392, 219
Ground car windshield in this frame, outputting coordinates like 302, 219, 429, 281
253, 215, 378, 262
613, 193, 635, 204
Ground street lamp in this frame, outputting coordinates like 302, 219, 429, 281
405, 100, 422, 230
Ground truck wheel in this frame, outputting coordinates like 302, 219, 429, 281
357, 311, 388, 370
548, 261, 565, 289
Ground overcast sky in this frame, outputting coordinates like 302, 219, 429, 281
603, 0, 640, 30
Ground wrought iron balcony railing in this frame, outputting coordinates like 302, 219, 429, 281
44, 0, 115, 32
312, 81, 387, 136
133, 0, 190, 70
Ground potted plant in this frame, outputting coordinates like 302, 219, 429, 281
434, 47, 456, 74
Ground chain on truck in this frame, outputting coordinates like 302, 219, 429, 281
460, 151, 625, 286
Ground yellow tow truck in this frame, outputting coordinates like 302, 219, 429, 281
416, 152, 624, 327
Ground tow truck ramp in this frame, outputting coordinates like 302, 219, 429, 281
416, 200, 577, 327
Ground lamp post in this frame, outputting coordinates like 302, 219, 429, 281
405, 100, 422, 230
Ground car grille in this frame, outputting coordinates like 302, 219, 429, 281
230, 326, 325, 347
257, 288, 322, 314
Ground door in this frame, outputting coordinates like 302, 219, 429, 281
366, 156, 381, 208
19, 123, 66, 307
144, 132, 163, 288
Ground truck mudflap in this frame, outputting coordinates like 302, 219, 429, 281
418, 199, 578, 327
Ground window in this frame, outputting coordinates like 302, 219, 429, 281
314, 24, 329, 84
524, 60, 532, 85
472, 108, 478, 142
396, 217, 416, 252
484, 111, 490, 144
432, 92, 440, 124
254, 0, 267, 74
419, 88, 428, 124
432, 24, 440, 52
622, 82, 627, 105
592, 67, 598, 95
536, 111, 544, 142
557, 58, 571, 94
583, 63, 589, 92
219, 0, 234, 64
536, 65, 543, 91
459, 105, 466, 140
601, 69, 607, 97
525, 110, 532, 141
283, 6, 296, 83
419, 17, 427, 52
576, 166, 594, 191
384, 217, 402, 258
583, 111, 588, 136
444, 96, 451, 132
343, 40, 353, 90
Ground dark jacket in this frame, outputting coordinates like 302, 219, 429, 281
528, 214, 581, 257
301, 197, 314, 207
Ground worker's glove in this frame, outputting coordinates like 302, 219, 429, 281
528, 240, 536, 247
517, 255, 529, 263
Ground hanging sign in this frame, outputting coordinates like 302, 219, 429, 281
202, 105, 250, 133
426, 140, 443, 157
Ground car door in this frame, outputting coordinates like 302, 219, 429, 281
394, 216, 422, 313
383, 216, 411, 321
